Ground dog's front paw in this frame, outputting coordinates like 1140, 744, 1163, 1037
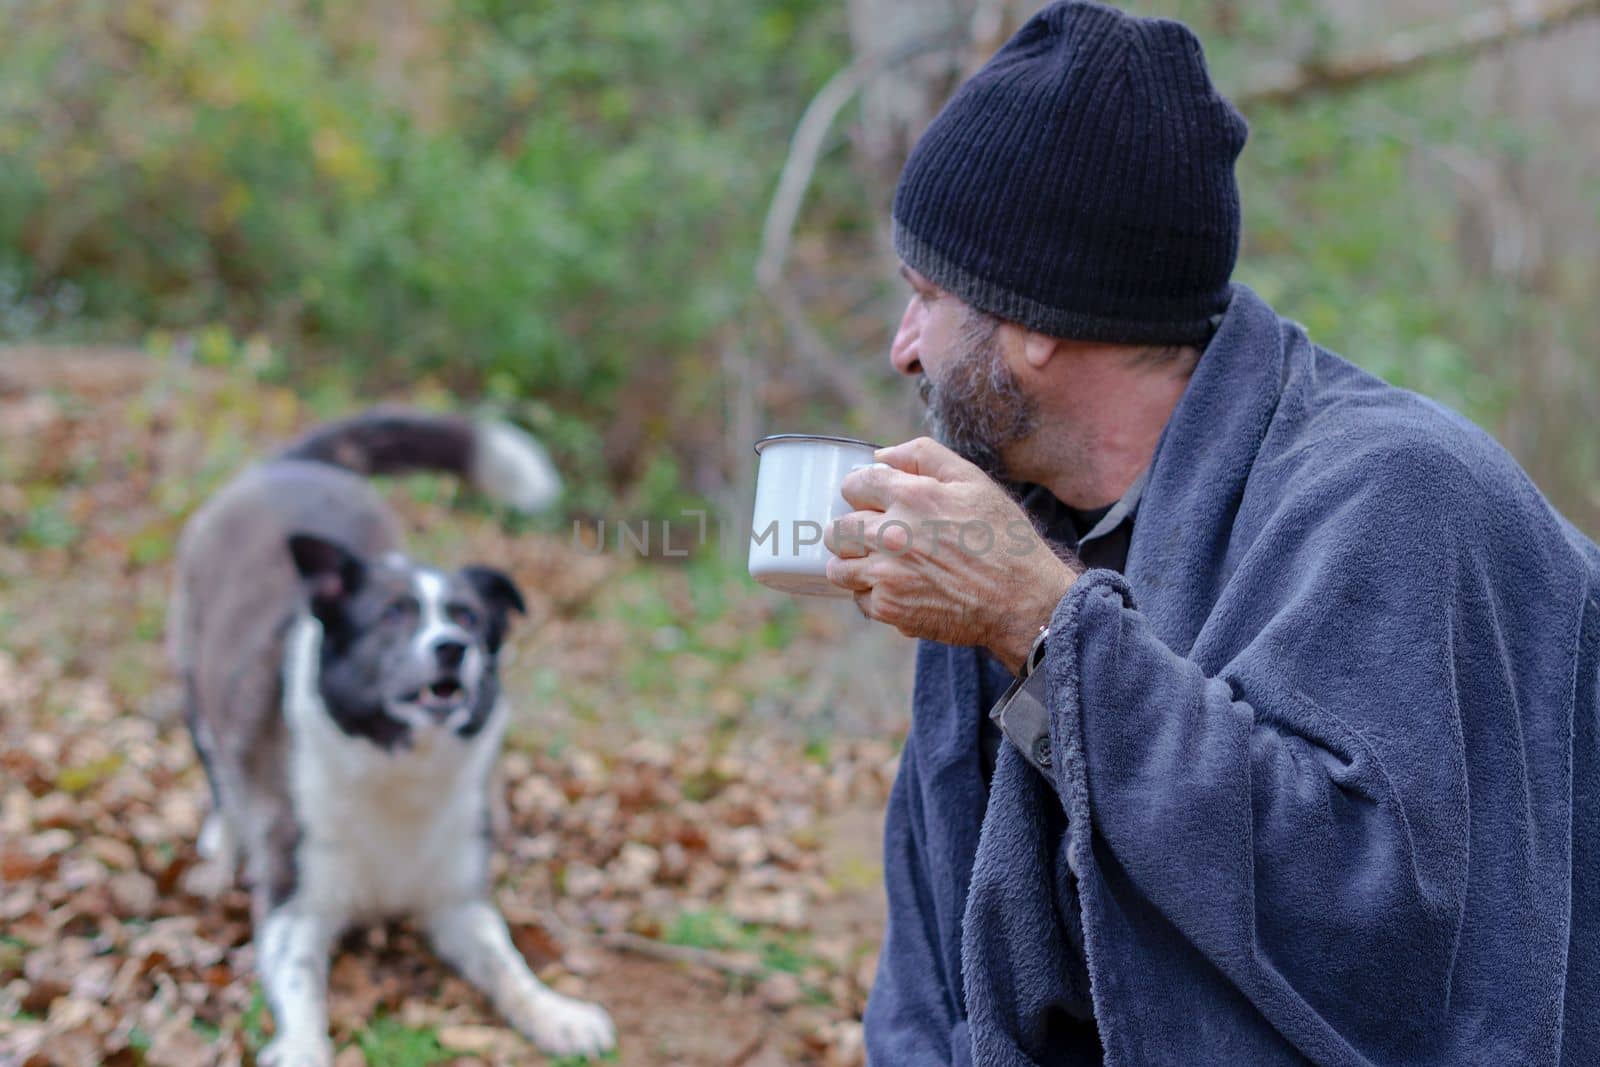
515, 992, 616, 1058
258, 1033, 334, 1067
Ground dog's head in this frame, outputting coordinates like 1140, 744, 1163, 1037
287, 532, 526, 750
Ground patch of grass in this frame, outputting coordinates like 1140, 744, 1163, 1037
190, 1019, 223, 1042
353, 1016, 451, 1067
131, 597, 168, 642
663, 908, 822, 977
827, 854, 884, 895
127, 524, 176, 567
549, 1052, 619, 1067
16, 496, 80, 550
755, 938, 810, 976
584, 548, 813, 740
663, 908, 739, 951
678, 766, 733, 804
54, 752, 127, 794
242, 987, 270, 1052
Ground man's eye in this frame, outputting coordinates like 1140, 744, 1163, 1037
448, 605, 478, 628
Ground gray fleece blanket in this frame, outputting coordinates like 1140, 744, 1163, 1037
867, 284, 1600, 1065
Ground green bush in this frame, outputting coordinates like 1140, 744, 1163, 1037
0, 0, 845, 481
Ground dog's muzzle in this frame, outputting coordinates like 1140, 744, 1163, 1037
415, 677, 467, 720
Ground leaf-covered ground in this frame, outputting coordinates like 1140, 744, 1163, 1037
0, 347, 913, 1066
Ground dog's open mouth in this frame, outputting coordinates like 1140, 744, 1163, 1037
403, 678, 467, 713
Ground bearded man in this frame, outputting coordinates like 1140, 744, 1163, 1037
825, 3, 1600, 1064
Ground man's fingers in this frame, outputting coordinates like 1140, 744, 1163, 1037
825, 512, 918, 556
826, 555, 873, 592
874, 436, 980, 482
824, 513, 876, 558
840, 462, 917, 511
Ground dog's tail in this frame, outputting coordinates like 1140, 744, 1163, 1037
277, 406, 563, 513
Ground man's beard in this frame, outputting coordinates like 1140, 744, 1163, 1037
919, 308, 1038, 480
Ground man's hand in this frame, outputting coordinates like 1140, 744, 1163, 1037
823, 436, 1079, 672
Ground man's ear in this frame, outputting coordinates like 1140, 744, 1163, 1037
460, 565, 526, 652
1022, 330, 1060, 370
287, 533, 366, 625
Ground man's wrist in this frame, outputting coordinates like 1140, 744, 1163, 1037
993, 557, 1079, 673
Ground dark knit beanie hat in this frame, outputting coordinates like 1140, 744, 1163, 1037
892, 0, 1248, 346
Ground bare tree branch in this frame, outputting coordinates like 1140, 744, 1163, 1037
756, 32, 961, 293
600, 930, 766, 978
1238, 0, 1600, 108
534, 911, 766, 979
756, 64, 875, 295
747, 0, 1600, 432
750, 33, 959, 420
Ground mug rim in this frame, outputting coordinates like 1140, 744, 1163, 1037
753, 433, 881, 455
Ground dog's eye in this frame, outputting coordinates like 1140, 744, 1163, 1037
447, 604, 478, 629
382, 597, 417, 625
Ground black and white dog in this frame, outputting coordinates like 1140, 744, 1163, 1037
167, 409, 615, 1066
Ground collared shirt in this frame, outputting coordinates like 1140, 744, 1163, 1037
978, 471, 1146, 783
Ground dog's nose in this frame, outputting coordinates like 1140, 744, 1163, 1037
434, 640, 467, 669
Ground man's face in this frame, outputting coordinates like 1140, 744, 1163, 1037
890, 265, 1037, 479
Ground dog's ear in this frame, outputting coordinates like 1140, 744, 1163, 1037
460, 565, 525, 652
461, 565, 526, 616
287, 533, 366, 617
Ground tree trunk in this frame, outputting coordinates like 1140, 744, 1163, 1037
846, 0, 1044, 193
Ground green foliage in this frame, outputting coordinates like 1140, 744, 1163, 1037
355, 1017, 451, 1067
587, 550, 805, 732
242, 987, 270, 1053
1235, 84, 1517, 424
189, 1018, 224, 1043
5, 1, 1593, 529
548, 1052, 620, 1067
1130, 1, 1520, 428
1132, 2, 1597, 533
664, 908, 821, 977
663, 908, 740, 950
14, 494, 80, 551
0, 0, 846, 483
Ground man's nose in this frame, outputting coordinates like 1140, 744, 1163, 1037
434, 640, 467, 669
889, 296, 923, 377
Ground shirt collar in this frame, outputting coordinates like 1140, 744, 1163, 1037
1018, 467, 1147, 549
1079, 466, 1147, 545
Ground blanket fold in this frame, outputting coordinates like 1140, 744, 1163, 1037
957, 285, 1599, 1065
864, 642, 1003, 1065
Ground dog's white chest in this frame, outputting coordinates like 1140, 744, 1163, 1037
296, 754, 486, 919
282, 618, 496, 921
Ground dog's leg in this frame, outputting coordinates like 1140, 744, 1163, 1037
425, 899, 615, 1057
182, 809, 239, 897
179, 675, 245, 897
198, 809, 233, 862
257, 906, 337, 1067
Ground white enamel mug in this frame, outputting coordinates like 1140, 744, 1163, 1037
749, 434, 881, 597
